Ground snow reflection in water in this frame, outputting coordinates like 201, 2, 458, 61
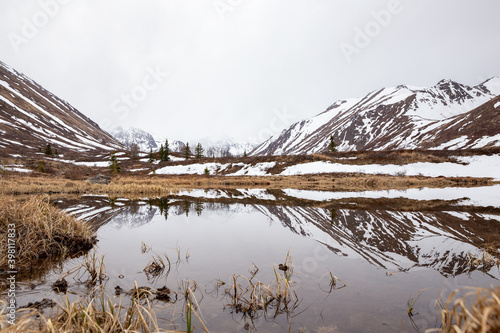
10, 188, 500, 332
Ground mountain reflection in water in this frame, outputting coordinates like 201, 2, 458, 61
58, 192, 500, 278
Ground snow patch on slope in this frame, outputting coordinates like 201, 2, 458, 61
281, 154, 500, 180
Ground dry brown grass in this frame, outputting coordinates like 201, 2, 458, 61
0, 195, 96, 269
0, 173, 494, 196
427, 286, 500, 333
0, 175, 178, 196
156, 173, 494, 192
0, 288, 178, 332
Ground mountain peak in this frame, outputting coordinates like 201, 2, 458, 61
435, 78, 463, 88
251, 77, 500, 155
476, 76, 500, 96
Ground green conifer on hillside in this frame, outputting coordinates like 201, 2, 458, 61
161, 140, 170, 162
159, 144, 165, 161
184, 143, 191, 159
148, 148, 155, 163
328, 135, 337, 152
44, 143, 53, 155
109, 152, 121, 173
195, 143, 204, 159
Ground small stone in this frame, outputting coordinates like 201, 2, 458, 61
115, 286, 124, 296
52, 278, 68, 293
85, 174, 111, 185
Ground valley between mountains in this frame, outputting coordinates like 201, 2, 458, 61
1, 59, 499, 194
1, 59, 500, 333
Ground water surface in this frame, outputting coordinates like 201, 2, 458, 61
9, 187, 500, 332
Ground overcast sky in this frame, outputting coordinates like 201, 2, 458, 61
1, 0, 500, 143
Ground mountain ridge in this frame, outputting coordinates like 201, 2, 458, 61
251, 78, 500, 155
0, 60, 122, 157
112, 127, 256, 157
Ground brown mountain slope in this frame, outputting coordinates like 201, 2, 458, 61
0, 61, 122, 158
418, 95, 500, 149
251, 79, 500, 155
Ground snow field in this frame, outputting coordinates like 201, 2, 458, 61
280, 154, 500, 180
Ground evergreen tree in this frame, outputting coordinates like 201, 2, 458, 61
243, 150, 247, 157
328, 135, 337, 152
184, 143, 191, 159
195, 143, 204, 159
159, 144, 165, 161
148, 148, 155, 163
44, 143, 53, 155
129, 143, 139, 158
109, 152, 121, 173
162, 139, 170, 162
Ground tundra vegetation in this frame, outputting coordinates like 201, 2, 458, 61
0, 149, 499, 331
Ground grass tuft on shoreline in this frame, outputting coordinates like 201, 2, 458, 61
0, 289, 174, 333
0, 196, 96, 269
428, 286, 500, 333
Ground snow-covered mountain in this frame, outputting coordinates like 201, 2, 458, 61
110, 127, 186, 153
153, 136, 186, 154
112, 128, 255, 157
0, 61, 122, 157
195, 137, 255, 157
251, 78, 500, 155
111, 127, 158, 151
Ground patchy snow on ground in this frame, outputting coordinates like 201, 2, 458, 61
280, 154, 500, 180
139, 156, 184, 164
153, 163, 230, 175
431, 136, 470, 150
45, 157, 109, 167
494, 101, 500, 109
283, 184, 500, 208
229, 162, 277, 176
0, 165, 33, 173
129, 168, 149, 172
152, 162, 276, 176
139, 158, 159, 164
75, 161, 110, 167
79, 161, 108, 167
470, 134, 500, 148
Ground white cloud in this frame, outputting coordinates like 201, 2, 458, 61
1, 0, 499, 142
